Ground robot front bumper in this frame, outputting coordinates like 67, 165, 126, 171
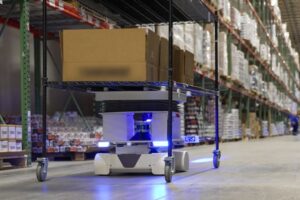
94, 151, 189, 175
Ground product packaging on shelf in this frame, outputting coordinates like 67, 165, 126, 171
184, 22, 195, 54
194, 23, 204, 64
31, 112, 103, 154
8, 125, 16, 139
8, 141, 16, 152
0, 141, 8, 152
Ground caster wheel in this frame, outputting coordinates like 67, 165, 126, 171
36, 163, 47, 182
164, 164, 173, 183
213, 155, 220, 169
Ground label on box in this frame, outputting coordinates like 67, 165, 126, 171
15, 126, 22, 139
8, 125, 16, 139
0, 125, 8, 139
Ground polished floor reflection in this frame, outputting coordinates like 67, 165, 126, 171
1, 136, 300, 200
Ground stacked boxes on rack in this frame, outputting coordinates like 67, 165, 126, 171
231, 7, 241, 31
31, 112, 102, 154
221, 109, 241, 140
241, 13, 260, 49
219, 32, 228, 76
230, 43, 250, 88
218, 0, 231, 22
0, 124, 22, 152
249, 113, 261, 138
262, 121, 269, 137
270, 121, 286, 136
184, 97, 203, 136
62, 27, 196, 85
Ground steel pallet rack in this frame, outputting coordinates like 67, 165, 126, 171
200, 0, 300, 135
0, 0, 111, 166
35, 0, 221, 183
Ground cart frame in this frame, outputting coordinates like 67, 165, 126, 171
37, 0, 221, 183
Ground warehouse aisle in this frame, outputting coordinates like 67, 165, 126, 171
1, 136, 300, 200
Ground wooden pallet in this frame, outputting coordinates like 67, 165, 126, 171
0, 151, 27, 170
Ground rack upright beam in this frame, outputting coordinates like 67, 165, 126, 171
20, 0, 31, 166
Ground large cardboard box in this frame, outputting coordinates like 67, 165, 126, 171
159, 38, 185, 82
62, 28, 160, 82
159, 38, 194, 85
184, 51, 194, 85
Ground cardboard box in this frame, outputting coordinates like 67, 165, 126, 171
0, 141, 8, 152
62, 28, 160, 82
184, 51, 195, 77
0, 125, 8, 139
8, 141, 16, 152
8, 125, 16, 139
15, 125, 22, 139
159, 38, 185, 82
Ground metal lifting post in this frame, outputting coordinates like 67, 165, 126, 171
36, 0, 48, 182
42, 0, 48, 159
167, 0, 173, 158
164, 0, 174, 183
213, 11, 221, 169
214, 14, 220, 151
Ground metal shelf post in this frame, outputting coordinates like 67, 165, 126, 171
20, 0, 31, 166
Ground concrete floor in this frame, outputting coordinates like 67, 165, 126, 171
1, 135, 300, 200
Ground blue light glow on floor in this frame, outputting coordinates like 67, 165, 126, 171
191, 157, 213, 163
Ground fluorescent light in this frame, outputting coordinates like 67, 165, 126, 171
153, 141, 168, 147
97, 141, 110, 148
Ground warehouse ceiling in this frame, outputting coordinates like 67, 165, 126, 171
279, 0, 300, 59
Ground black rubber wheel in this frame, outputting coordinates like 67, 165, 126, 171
213, 155, 220, 169
164, 164, 172, 183
36, 164, 47, 182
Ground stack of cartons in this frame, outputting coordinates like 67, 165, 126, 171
158, 38, 194, 85
62, 28, 160, 82
231, 44, 239, 81
276, 122, 285, 135
194, 24, 203, 65
8, 125, 16, 152
184, 23, 194, 54
185, 97, 203, 136
0, 125, 8, 152
0, 124, 21, 152
221, 109, 241, 140
218, 0, 231, 22
173, 24, 185, 50
202, 30, 211, 69
231, 7, 241, 31
219, 32, 228, 76
31, 113, 102, 154
249, 113, 261, 138
270, 123, 279, 136
262, 121, 269, 137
